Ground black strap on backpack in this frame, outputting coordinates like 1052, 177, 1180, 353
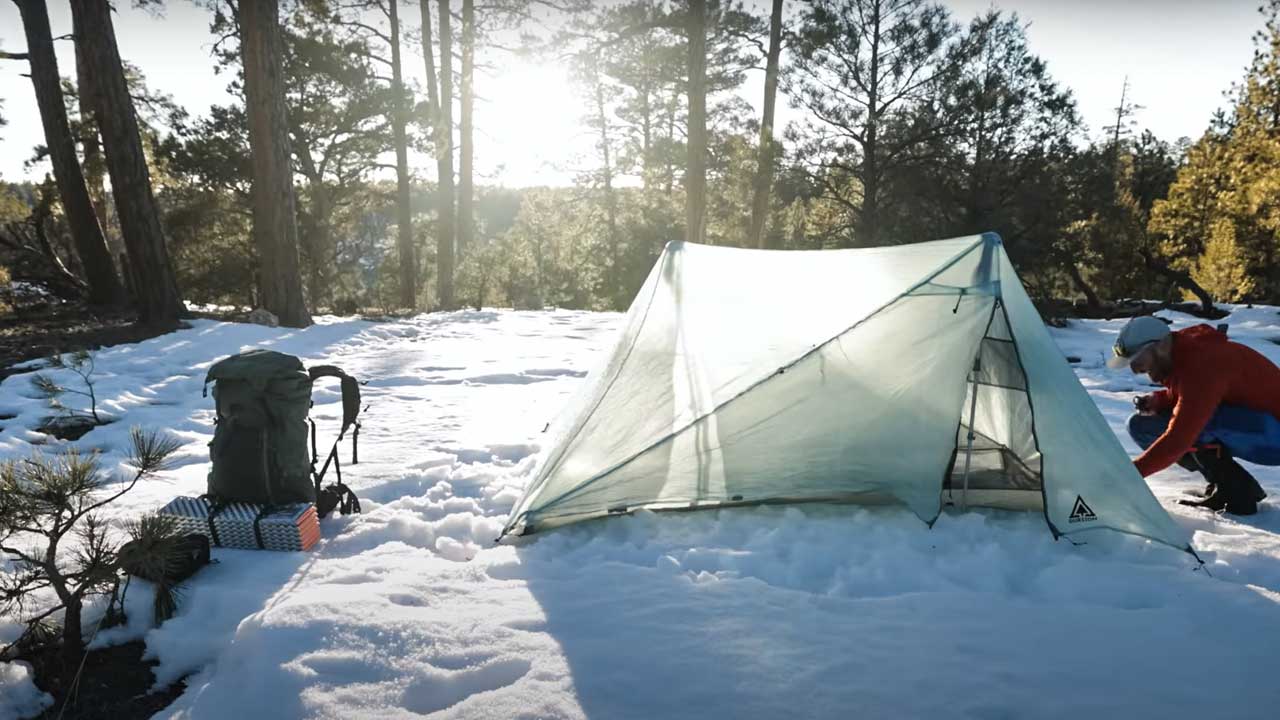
252, 505, 278, 550
307, 365, 364, 518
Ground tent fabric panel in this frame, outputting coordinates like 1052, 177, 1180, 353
508, 252, 673, 525
518, 292, 995, 529
510, 236, 989, 530
996, 251, 1191, 549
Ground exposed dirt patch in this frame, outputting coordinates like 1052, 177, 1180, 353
20, 640, 186, 720
35, 416, 114, 441
0, 303, 242, 381
0, 305, 168, 381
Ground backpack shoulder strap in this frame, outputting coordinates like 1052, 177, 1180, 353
308, 364, 364, 510
308, 365, 361, 435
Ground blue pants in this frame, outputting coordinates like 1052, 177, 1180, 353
1128, 404, 1280, 466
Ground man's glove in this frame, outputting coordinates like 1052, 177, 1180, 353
1133, 394, 1152, 412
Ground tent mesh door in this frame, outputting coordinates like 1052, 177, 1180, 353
945, 302, 1043, 502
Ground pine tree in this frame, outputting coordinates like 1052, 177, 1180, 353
9, 0, 126, 309
1194, 219, 1256, 301
237, 0, 313, 327
70, 0, 186, 325
787, 0, 962, 247
1150, 0, 1280, 301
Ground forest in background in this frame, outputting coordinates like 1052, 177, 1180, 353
2, 0, 1280, 329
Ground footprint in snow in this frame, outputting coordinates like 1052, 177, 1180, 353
386, 592, 431, 608
400, 657, 532, 715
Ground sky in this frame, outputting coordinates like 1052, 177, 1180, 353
0, 0, 1265, 188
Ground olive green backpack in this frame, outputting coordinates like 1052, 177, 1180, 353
203, 349, 362, 516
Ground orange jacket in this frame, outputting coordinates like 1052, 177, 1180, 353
1136, 324, 1280, 476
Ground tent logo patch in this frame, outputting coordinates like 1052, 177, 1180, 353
1068, 495, 1097, 523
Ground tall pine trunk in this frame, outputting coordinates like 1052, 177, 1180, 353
685, 0, 707, 245
664, 89, 677, 196
856, 3, 883, 248
308, 188, 332, 308
236, 0, 312, 327
388, 0, 416, 309
422, 0, 456, 309
71, 18, 119, 267
70, 0, 184, 326
458, 0, 475, 264
293, 144, 330, 308
13, 0, 124, 308
593, 72, 621, 308
748, 0, 783, 249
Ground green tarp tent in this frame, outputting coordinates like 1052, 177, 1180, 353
503, 233, 1193, 555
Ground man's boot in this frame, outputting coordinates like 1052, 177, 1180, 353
1178, 447, 1263, 515
1177, 453, 1214, 499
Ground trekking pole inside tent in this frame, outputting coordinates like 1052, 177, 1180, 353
959, 355, 981, 511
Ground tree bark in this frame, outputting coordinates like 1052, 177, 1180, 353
61, 595, 84, 667
422, 0, 456, 309
235, 0, 312, 327
70, 0, 186, 326
685, 0, 707, 245
748, 0, 783, 250
71, 17, 119, 267
459, 0, 475, 264
13, 0, 125, 308
388, 0, 417, 309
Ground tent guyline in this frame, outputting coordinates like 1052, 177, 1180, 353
502, 233, 1197, 559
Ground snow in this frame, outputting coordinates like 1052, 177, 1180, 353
4, 282, 54, 299
2, 305, 1280, 718
0, 661, 50, 719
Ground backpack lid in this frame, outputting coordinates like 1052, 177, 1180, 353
204, 349, 308, 392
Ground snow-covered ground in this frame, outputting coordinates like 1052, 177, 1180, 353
3, 305, 1280, 719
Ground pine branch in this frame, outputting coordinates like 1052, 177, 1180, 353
0, 544, 44, 569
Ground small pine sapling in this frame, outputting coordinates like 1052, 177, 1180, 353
32, 351, 106, 439
0, 428, 181, 668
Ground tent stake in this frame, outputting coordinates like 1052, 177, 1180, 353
959, 355, 981, 511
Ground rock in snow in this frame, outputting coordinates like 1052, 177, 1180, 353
246, 308, 280, 328
1, 307, 1279, 719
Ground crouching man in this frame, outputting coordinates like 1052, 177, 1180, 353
1109, 316, 1278, 515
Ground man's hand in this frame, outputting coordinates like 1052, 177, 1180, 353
1133, 394, 1157, 416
